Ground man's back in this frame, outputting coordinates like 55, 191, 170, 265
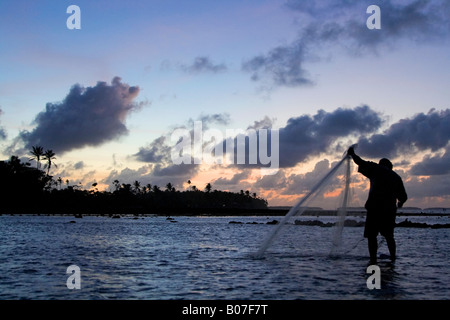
356, 160, 407, 212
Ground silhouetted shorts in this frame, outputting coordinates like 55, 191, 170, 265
364, 210, 396, 238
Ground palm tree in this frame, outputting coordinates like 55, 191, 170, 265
133, 180, 141, 194
42, 149, 57, 175
29, 146, 44, 169
113, 179, 120, 191
121, 183, 132, 193
8, 155, 25, 174
165, 182, 175, 192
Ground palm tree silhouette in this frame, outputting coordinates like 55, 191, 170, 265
166, 182, 175, 192
42, 149, 57, 175
133, 180, 141, 194
29, 146, 44, 169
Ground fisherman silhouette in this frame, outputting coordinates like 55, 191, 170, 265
347, 147, 407, 264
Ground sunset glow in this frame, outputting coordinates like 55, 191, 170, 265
1, 0, 449, 209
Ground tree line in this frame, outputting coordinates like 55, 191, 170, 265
0, 146, 268, 215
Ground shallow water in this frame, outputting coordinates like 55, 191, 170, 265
0, 215, 448, 299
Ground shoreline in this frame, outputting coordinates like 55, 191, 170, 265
1, 212, 449, 229
1, 208, 449, 217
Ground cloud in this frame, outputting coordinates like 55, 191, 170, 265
134, 113, 230, 164
215, 105, 382, 173
246, 116, 276, 130
243, 0, 450, 88
17, 77, 143, 154
131, 113, 232, 187
0, 108, 6, 140
242, 42, 313, 87
405, 174, 450, 199
357, 108, 450, 159
190, 113, 231, 128
132, 135, 197, 184
283, 159, 339, 195
253, 169, 287, 190
181, 56, 227, 74
134, 136, 172, 163
255, 158, 361, 208
102, 163, 196, 191
104, 107, 450, 205
278, 105, 384, 167
212, 171, 251, 188
73, 161, 85, 170
102, 165, 154, 188
410, 146, 450, 175
345, 0, 450, 51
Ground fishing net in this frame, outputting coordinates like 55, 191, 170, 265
254, 151, 354, 259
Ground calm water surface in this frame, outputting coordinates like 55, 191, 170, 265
0, 215, 448, 299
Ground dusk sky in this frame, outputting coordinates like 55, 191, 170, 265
1, 0, 449, 209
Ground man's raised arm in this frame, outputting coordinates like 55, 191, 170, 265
347, 147, 364, 166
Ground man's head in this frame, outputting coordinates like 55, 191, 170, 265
379, 158, 393, 170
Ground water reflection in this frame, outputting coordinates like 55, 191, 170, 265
0, 215, 448, 299
374, 262, 404, 299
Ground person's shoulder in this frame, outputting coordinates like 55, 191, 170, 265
357, 160, 377, 176
362, 160, 378, 168
391, 170, 404, 180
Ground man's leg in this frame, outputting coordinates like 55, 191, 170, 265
368, 236, 378, 264
385, 234, 396, 261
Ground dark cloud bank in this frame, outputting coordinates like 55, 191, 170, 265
93, 105, 450, 204
278, 105, 384, 167
357, 108, 450, 163
0, 108, 6, 140
17, 77, 143, 154
130, 106, 449, 174
242, 0, 450, 88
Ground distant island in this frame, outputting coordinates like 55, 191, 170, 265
0, 152, 268, 215
2, 149, 449, 217
268, 206, 450, 217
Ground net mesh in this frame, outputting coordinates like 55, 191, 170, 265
254, 153, 354, 259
